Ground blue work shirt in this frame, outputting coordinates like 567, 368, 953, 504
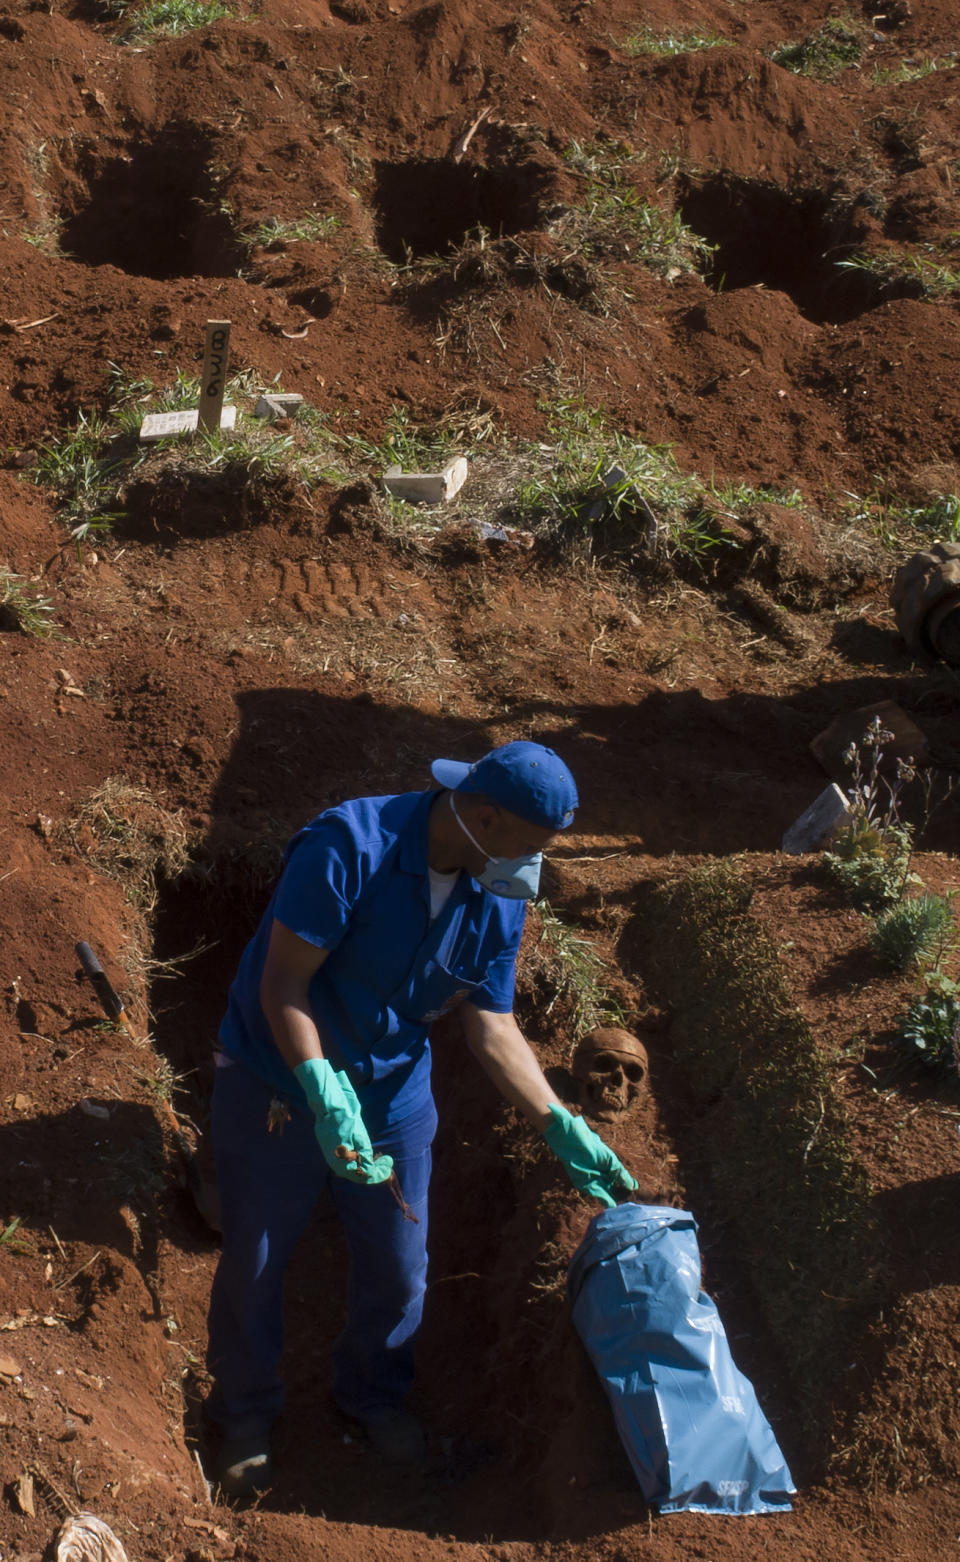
219, 790, 527, 1130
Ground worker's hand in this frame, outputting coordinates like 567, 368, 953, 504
542, 1104, 638, 1208
294, 1058, 394, 1186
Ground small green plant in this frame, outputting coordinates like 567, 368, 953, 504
903, 492, 960, 540
337, 403, 457, 474
772, 18, 864, 79
245, 213, 341, 249
843, 487, 960, 548
871, 893, 956, 971
120, 0, 234, 38
0, 569, 57, 637
894, 972, 960, 1075
618, 25, 733, 57
824, 718, 917, 911
882, 491, 960, 542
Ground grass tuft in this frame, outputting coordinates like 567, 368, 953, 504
872, 55, 957, 86
837, 248, 960, 300
772, 17, 864, 79
64, 779, 193, 912
244, 213, 341, 249
0, 569, 58, 637
507, 395, 749, 570
894, 972, 960, 1075
618, 25, 733, 57
527, 900, 625, 1042
558, 140, 714, 277
117, 0, 234, 38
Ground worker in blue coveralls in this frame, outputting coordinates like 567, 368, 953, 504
204, 740, 637, 1497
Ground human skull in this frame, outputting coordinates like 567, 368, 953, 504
572, 1027, 649, 1121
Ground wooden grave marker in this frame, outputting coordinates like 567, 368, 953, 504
139, 319, 236, 442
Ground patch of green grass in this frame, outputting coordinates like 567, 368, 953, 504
843, 487, 960, 548
120, 0, 234, 38
872, 55, 957, 86
509, 396, 745, 568
336, 403, 458, 474
871, 893, 956, 971
559, 140, 715, 277
894, 492, 960, 541
0, 569, 58, 637
244, 213, 341, 249
32, 408, 129, 553
618, 25, 733, 57
639, 860, 886, 1434
710, 479, 804, 511
20, 223, 64, 255
29, 368, 347, 547
772, 17, 864, 80
840, 247, 960, 299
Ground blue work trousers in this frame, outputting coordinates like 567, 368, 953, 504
205, 1057, 436, 1438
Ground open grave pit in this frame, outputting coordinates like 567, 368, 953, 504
55, 126, 244, 281
676, 173, 922, 325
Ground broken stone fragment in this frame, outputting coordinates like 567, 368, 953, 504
782, 783, 851, 854
253, 393, 304, 420
382, 456, 468, 505
577, 465, 659, 550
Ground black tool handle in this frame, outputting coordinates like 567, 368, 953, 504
75, 940, 126, 1019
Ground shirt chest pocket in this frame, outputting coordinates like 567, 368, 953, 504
389, 954, 484, 1028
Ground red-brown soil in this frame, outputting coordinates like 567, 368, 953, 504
2, 0, 960, 1558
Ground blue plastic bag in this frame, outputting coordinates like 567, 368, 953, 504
567, 1203, 796, 1515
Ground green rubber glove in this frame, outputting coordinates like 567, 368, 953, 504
294, 1058, 394, 1186
542, 1104, 638, 1208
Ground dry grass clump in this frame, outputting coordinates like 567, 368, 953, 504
516, 900, 626, 1047
63, 778, 193, 911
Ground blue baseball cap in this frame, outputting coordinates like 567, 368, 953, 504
431, 740, 578, 830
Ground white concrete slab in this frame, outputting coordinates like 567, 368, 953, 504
139, 406, 237, 443
383, 456, 469, 505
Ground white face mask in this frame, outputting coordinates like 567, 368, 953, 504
449, 794, 542, 901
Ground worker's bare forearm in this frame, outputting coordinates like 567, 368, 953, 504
460, 1004, 559, 1130
261, 984, 327, 1073
259, 919, 332, 1074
